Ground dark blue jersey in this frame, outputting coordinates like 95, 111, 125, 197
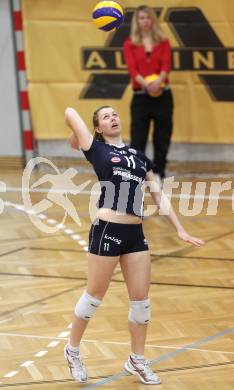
83, 139, 153, 217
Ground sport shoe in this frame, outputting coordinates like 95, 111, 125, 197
124, 355, 161, 385
64, 344, 88, 383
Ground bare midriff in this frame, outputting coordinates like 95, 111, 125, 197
96, 208, 142, 224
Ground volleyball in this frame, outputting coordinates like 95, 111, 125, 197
92, 1, 124, 32
145, 74, 165, 97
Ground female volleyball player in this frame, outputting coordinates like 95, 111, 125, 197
124, 5, 174, 182
64, 106, 204, 385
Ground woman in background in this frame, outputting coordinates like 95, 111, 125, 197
124, 5, 173, 182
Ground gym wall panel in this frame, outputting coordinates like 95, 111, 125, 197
29, 83, 130, 140
22, 0, 96, 21
22, 0, 234, 143
24, 21, 107, 82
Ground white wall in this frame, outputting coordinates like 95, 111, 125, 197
0, 0, 22, 156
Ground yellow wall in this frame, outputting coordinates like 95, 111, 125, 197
22, 0, 234, 142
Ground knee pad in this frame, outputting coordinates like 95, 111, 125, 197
128, 298, 151, 325
74, 291, 101, 321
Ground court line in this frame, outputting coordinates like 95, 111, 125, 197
150, 254, 234, 262
20, 361, 34, 368
111, 278, 234, 290
4, 187, 234, 201
0, 234, 64, 244
47, 341, 60, 348
0, 379, 74, 387
30, 247, 234, 262
185, 217, 234, 225
149, 281, 234, 290
83, 327, 234, 389
0, 332, 234, 355
0, 247, 25, 257
0, 318, 12, 324
1, 271, 233, 290
34, 351, 48, 358
28, 247, 86, 252
1, 267, 233, 290
1, 361, 234, 387
4, 371, 18, 378
155, 229, 234, 261
159, 360, 234, 372
0, 272, 86, 280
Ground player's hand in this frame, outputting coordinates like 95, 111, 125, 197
177, 229, 205, 247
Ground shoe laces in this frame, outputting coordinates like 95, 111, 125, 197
69, 352, 84, 370
143, 361, 155, 378
136, 359, 156, 379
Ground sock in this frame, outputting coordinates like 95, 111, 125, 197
131, 352, 145, 360
67, 344, 80, 354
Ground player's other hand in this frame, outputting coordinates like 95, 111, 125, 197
177, 229, 205, 247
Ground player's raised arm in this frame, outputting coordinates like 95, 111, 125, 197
146, 170, 205, 247
65, 107, 93, 151
68, 132, 80, 150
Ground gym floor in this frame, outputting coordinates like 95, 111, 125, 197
0, 163, 234, 389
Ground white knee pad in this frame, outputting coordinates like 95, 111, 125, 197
74, 291, 101, 321
128, 298, 151, 325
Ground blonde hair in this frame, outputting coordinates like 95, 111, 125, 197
131, 5, 165, 45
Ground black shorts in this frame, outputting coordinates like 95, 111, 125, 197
88, 219, 149, 257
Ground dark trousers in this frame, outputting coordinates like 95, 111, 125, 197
130, 89, 173, 178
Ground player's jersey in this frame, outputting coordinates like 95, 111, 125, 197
82, 138, 153, 217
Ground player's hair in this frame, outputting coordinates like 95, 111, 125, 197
92, 105, 112, 142
131, 5, 165, 45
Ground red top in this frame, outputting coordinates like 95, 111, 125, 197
123, 38, 171, 90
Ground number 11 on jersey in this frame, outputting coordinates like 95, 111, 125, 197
104, 242, 109, 251
124, 155, 136, 169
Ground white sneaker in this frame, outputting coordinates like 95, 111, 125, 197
124, 355, 161, 385
64, 344, 88, 383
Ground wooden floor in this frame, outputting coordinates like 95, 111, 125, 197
0, 164, 234, 389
